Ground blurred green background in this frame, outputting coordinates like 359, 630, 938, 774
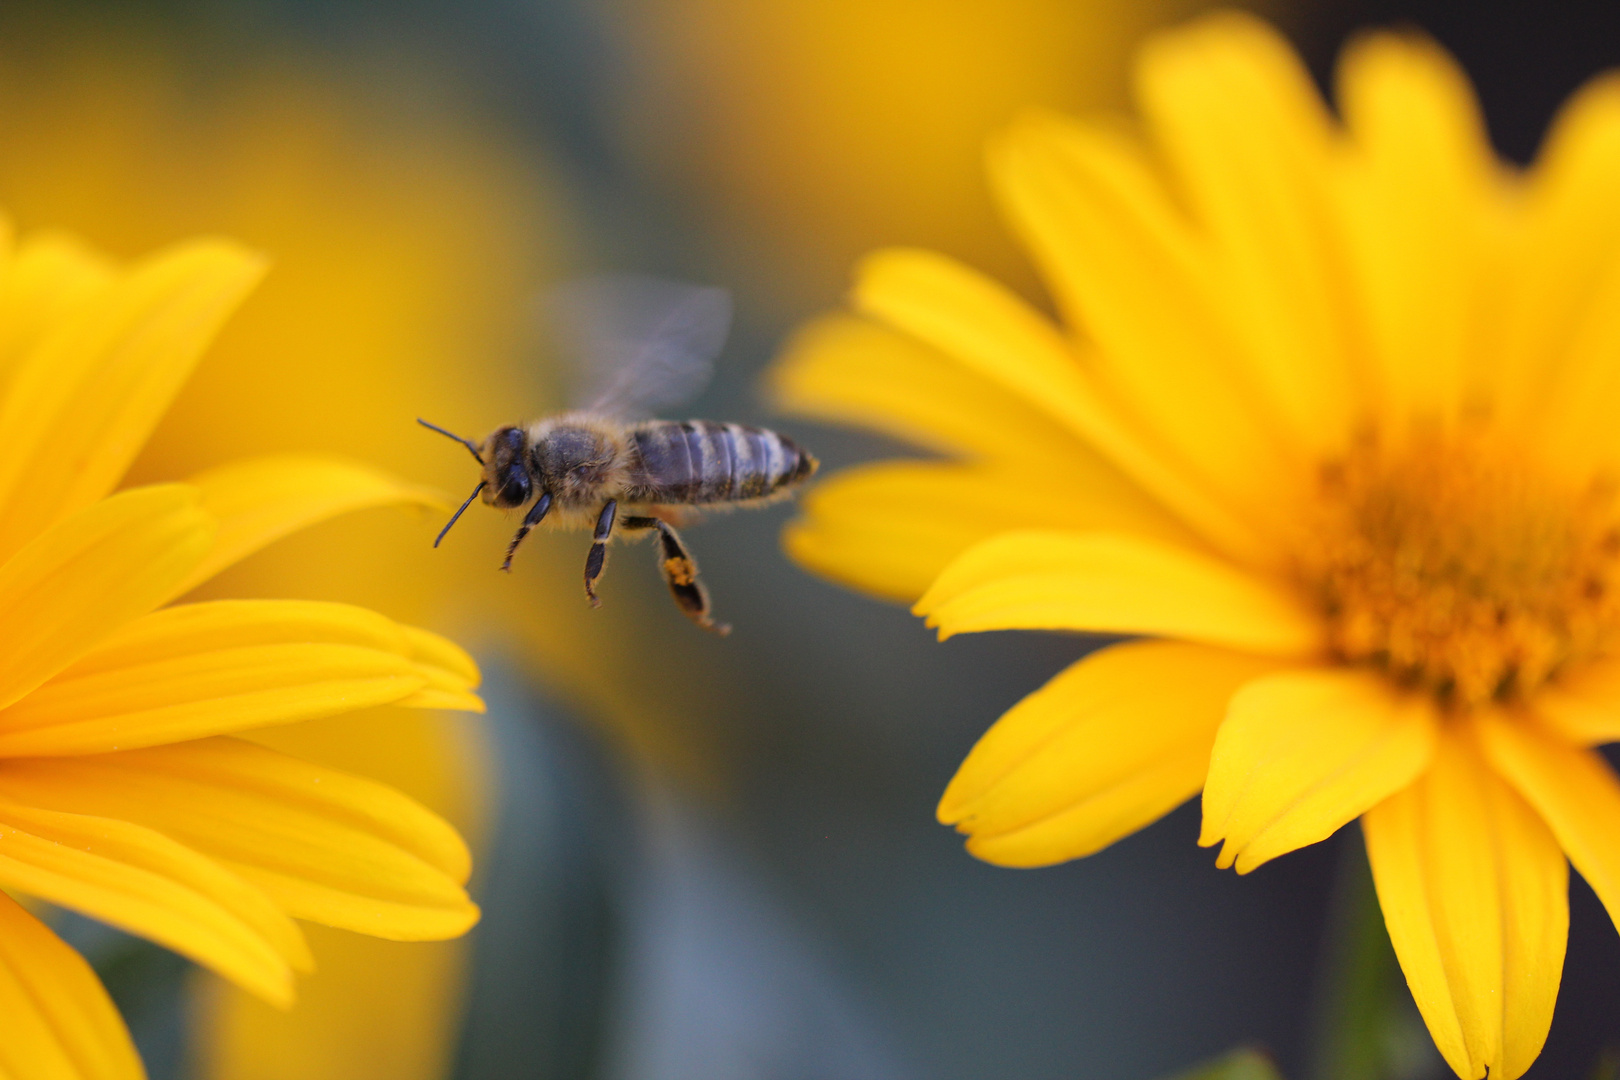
7, 1, 1620, 1078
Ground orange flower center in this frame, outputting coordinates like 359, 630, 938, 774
1306, 426, 1620, 709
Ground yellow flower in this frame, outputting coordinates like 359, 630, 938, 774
771, 12, 1620, 1079
0, 37, 560, 1077
613, 0, 1256, 306
0, 223, 484, 1078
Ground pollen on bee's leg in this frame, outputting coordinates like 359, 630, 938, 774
662, 556, 696, 587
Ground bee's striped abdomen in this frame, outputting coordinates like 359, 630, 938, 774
628, 420, 816, 505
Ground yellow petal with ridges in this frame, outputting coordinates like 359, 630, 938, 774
0, 889, 143, 1080
853, 247, 1272, 564
172, 454, 445, 600
0, 645, 421, 757
1136, 12, 1361, 455
0, 599, 481, 755
1528, 657, 1620, 744
399, 624, 480, 689
0, 231, 116, 386
0, 240, 264, 561
768, 312, 1084, 465
0, 802, 297, 1007
1335, 31, 1499, 423
0, 484, 213, 713
785, 461, 1203, 604
0, 749, 477, 942
916, 530, 1322, 656
223, 863, 478, 941
0, 734, 471, 891
1477, 712, 1620, 955
1200, 669, 1437, 873
943, 640, 1281, 867
988, 113, 1303, 547
1364, 728, 1566, 1080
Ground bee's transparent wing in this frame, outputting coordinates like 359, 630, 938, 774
544, 274, 732, 418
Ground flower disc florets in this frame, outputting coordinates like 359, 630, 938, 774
1309, 423, 1620, 708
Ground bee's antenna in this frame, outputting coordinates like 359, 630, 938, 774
418, 418, 486, 465
434, 481, 486, 547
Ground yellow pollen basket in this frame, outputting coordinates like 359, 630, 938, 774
1307, 425, 1620, 709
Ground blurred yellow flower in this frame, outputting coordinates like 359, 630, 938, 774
614, 0, 1276, 307
772, 12, 1620, 1079
0, 224, 484, 1078
0, 31, 642, 1080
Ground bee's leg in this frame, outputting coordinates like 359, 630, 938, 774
501, 492, 553, 572
620, 515, 730, 636
583, 499, 618, 606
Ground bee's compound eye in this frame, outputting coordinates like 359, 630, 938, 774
496, 466, 532, 507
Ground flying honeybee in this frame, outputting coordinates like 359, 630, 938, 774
419, 275, 817, 636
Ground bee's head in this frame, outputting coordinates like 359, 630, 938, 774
481, 425, 534, 508
417, 418, 538, 549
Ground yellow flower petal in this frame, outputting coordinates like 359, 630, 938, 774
987, 112, 1302, 543
0, 484, 213, 714
916, 529, 1322, 656
0, 801, 297, 1007
1200, 668, 1437, 873
1364, 728, 1566, 1080
0, 599, 482, 756
393, 625, 485, 712
1495, 73, 1620, 438
1477, 712, 1620, 957
171, 454, 445, 600
853, 246, 1271, 564
769, 311, 1085, 465
785, 461, 1203, 604
1527, 657, 1620, 744
1135, 12, 1361, 455
0, 230, 115, 384
0, 736, 476, 938
0, 240, 265, 561
1334, 31, 1500, 423
942, 640, 1281, 867
0, 889, 142, 1080
1518, 76, 1620, 475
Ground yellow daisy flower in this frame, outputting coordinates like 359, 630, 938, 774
770, 12, 1620, 1079
0, 222, 484, 1078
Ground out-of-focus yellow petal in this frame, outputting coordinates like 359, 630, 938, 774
1528, 657, 1620, 744
1518, 76, 1620, 477
0, 801, 297, 1007
1364, 729, 1566, 1080
988, 111, 1303, 545
0, 889, 143, 1080
942, 640, 1281, 867
1478, 712, 1620, 950
853, 247, 1270, 564
0, 484, 213, 713
1497, 73, 1620, 440
916, 529, 1322, 656
195, 927, 463, 1080
1135, 12, 1361, 455
784, 461, 1203, 604
172, 455, 445, 600
0, 240, 264, 560
0, 230, 116, 386
0, 737, 475, 941
1200, 669, 1437, 873
1334, 31, 1500, 424
0, 599, 481, 756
